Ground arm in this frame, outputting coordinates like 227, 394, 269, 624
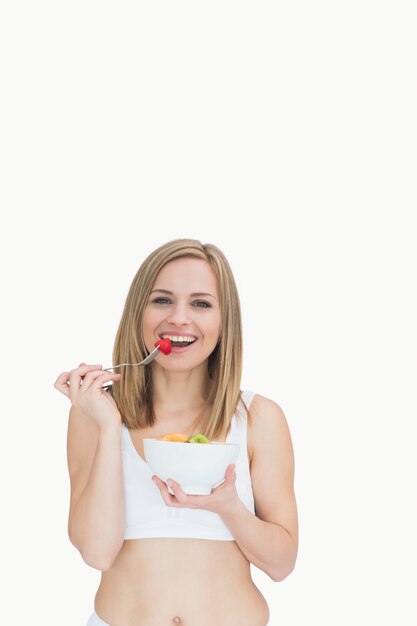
67, 406, 125, 571
151, 393, 298, 581
54, 364, 125, 571
219, 396, 298, 582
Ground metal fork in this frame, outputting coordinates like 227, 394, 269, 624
102, 346, 161, 371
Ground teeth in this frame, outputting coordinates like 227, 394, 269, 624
162, 334, 196, 343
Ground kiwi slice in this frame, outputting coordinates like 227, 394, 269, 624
188, 433, 210, 443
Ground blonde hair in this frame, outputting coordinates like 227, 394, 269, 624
110, 238, 250, 441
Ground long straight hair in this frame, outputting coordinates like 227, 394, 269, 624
110, 238, 250, 440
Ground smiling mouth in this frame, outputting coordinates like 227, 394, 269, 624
160, 335, 198, 349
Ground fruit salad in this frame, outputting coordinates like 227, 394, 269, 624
158, 432, 211, 444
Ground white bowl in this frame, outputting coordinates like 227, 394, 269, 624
143, 438, 239, 495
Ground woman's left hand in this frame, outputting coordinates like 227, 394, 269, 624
152, 464, 240, 516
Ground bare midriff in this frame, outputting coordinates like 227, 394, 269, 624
94, 537, 270, 626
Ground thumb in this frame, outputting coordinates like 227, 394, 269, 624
227, 464, 236, 480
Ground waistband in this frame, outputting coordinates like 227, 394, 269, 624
87, 611, 110, 626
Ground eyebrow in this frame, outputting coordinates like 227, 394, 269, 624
150, 289, 216, 299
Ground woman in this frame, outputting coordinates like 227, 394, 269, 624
54, 238, 298, 626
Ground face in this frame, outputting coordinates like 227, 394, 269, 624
142, 257, 222, 370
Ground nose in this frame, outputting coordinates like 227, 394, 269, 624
166, 301, 191, 326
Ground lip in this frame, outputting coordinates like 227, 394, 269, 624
159, 332, 198, 339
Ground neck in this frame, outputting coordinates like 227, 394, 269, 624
151, 363, 211, 422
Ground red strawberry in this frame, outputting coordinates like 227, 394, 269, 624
154, 338, 172, 355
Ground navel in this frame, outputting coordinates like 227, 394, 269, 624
173, 618, 182, 624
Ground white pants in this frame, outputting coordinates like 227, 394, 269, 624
87, 611, 110, 626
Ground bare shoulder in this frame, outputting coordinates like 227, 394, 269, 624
249, 393, 293, 455
248, 393, 298, 541
67, 405, 100, 510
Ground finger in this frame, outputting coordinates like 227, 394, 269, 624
79, 370, 120, 393
54, 364, 105, 399
166, 479, 192, 505
86, 372, 121, 393
152, 477, 180, 507
53, 371, 72, 398
226, 464, 236, 480
68, 364, 103, 398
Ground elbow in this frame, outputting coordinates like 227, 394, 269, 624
80, 543, 121, 571
270, 554, 298, 583
68, 529, 122, 572
270, 564, 295, 582
81, 551, 115, 572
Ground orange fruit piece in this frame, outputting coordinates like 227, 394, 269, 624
159, 432, 189, 442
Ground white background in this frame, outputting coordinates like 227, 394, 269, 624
1, 1, 416, 625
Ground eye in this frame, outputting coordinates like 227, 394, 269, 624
193, 301, 211, 308
151, 298, 211, 308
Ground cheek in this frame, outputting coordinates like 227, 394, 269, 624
206, 315, 221, 340
142, 308, 160, 332
142, 310, 150, 330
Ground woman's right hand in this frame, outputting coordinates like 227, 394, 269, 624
54, 363, 122, 429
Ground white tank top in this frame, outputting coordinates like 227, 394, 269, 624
121, 390, 256, 541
